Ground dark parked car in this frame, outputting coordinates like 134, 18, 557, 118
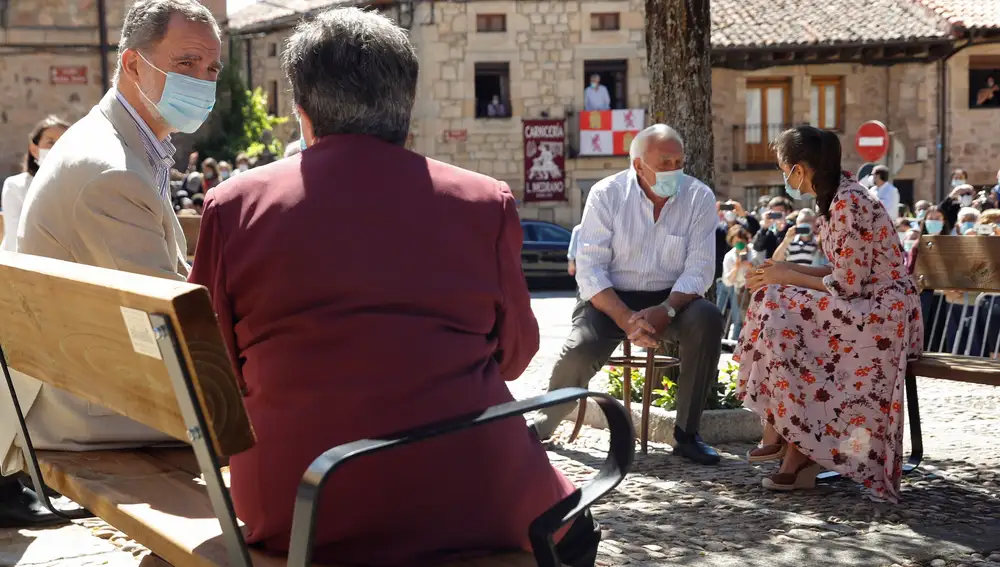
521, 220, 572, 277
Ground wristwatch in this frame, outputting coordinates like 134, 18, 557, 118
660, 302, 676, 318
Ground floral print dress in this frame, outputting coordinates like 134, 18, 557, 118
735, 176, 923, 502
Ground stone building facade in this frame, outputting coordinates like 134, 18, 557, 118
0, 0, 227, 177
230, 0, 1000, 226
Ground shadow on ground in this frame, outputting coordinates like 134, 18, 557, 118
547, 436, 1000, 567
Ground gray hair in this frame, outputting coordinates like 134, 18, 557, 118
629, 124, 684, 163
114, 0, 219, 84
283, 7, 418, 145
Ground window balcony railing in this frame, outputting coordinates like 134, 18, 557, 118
731, 123, 791, 171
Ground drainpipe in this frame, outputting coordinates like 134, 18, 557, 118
244, 38, 253, 87
97, 0, 110, 92
935, 58, 946, 203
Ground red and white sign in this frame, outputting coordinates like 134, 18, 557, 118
523, 119, 566, 202
578, 109, 645, 156
50, 66, 88, 85
855, 120, 889, 162
443, 129, 468, 142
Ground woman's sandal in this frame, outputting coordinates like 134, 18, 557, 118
746, 441, 787, 463
761, 461, 823, 491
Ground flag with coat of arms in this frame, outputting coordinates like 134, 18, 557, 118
578, 109, 645, 156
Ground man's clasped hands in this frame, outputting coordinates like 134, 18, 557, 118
620, 259, 797, 349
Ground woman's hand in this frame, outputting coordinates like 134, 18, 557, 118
746, 260, 795, 292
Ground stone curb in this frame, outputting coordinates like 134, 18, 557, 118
572, 398, 763, 445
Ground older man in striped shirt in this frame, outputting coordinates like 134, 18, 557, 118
532, 125, 724, 465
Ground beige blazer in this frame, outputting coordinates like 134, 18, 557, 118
1, 90, 188, 474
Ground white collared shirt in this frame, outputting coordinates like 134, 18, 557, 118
115, 91, 176, 202
584, 84, 611, 111
575, 169, 717, 301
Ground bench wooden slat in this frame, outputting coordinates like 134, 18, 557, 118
914, 235, 1000, 292
0, 252, 253, 457
910, 353, 1000, 386
38, 449, 539, 567
179, 215, 201, 259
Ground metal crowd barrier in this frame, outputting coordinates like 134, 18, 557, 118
718, 283, 1000, 359
924, 291, 1000, 358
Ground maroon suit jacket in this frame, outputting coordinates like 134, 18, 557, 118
189, 135, 574, 565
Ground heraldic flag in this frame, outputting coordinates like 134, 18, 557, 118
578, 109, 645, 156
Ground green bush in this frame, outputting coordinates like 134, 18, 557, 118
193, 54, 287, 161
605, 358, 742, 411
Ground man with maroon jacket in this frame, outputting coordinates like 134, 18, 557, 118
189, 7, 601, 567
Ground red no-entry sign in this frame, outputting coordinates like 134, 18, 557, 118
855, 120, 889, 163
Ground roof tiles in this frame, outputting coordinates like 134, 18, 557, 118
712, 0, 949, 48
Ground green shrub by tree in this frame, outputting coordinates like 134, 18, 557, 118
194, 55, 287, 162
605, 358, 742, 410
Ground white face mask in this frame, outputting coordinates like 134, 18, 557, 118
238, 164, 249, 172
724, 211, 737, 223
36, 148, 50, 166
960, 195, 973, 207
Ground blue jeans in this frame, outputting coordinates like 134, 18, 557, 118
728, 286, 745, 341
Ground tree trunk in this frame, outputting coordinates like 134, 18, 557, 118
645, 0, 714, 190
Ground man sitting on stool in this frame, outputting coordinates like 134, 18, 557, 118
531, 124, 724, 465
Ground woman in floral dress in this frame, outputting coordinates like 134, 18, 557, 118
735, 126, 923, 502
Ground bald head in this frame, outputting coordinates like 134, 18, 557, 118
630, 123, 684, 181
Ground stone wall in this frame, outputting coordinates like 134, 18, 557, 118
232, 0, 991, 225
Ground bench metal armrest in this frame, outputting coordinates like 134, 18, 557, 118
286, 388, 635, 567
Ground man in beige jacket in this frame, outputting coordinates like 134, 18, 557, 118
0, 0, 222, 527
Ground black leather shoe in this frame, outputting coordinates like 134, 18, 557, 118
0, 483, 74, 529
672, 434, 722, 465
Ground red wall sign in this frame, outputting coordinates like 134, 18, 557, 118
443, 129, 468, 142
855, 120, 889, 162
523, 119, 566, 202
50, 66, 88, 85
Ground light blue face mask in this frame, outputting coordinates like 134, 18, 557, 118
924, 219, 944, 235
136, 51, 216, 134
782, 165, 803, 200
300, 137, 307, 151
642, 162, 683, 199
960, 221, 977, 234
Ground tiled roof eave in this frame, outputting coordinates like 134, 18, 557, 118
712, 36, 954, 52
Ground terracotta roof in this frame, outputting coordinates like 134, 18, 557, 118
913, 0, 1000, 32
228, 0, 357, 32
712, 0, 950, 49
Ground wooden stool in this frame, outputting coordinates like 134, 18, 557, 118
568, 341, 680, 454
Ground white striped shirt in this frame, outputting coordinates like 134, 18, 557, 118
575, 169, 717, 301
115, 91, 175, 202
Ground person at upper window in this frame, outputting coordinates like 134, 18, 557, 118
487, 95, 508, 117
583, 73, 611, 111
1, 115, 70, 253
530, 124, 725, 466
871, 165, 899, 220
188, 8, 602, 565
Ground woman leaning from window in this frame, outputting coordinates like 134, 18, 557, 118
1, 115, 70, 252
734, 125, 923, 502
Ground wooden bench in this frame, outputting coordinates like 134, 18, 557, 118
0, 253, 634, 567
905, 235, 1000, 471
178, 215, 201, 261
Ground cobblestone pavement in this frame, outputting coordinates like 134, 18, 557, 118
523, 291, 1000, 567
1, 290, 998, 567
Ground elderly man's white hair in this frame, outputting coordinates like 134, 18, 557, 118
628, 124, 685, 163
